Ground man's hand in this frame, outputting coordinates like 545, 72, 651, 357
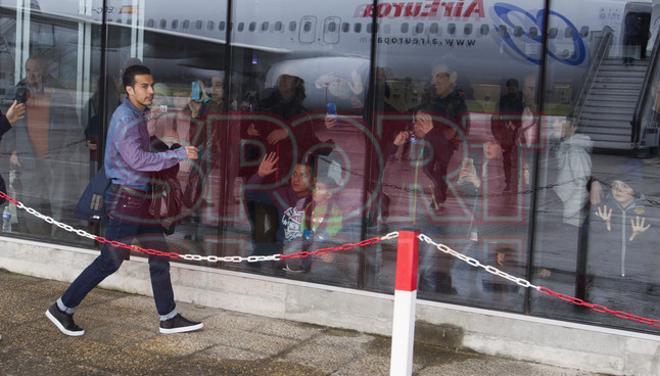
247, 123, 260, 136
324, 115, 337, 129
266, 129, 288, 145
6, 101, 26, 125
188, 100, 202, 119
185, 146, 199, 160
413, 111, 433, 137
257, 152, 278, 177
393, 131, 409, 146
10, 151, 20, 169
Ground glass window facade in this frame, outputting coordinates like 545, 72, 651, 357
0, 0, 657, 335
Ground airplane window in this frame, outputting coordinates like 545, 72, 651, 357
498, 25, 509, 37
548, 27, 558, 39
529, 26, 538, 38
448, 23, 456, 35
238, 22, 245, 32
342, 22, 350, 33
514, 26, 523, 37
430, 23, 439, 34
261, 22, 269, 31
565, 27, 573, 38
480, 24, 489, 35
195, 20, 203, 30
146, 19, 154, 28
383, 24, 391, 34
171, 19, 179, 29
249, 22, 256, 32
464, 24, 473, 35
327, 22, 337, 33
219, 21, 226, 31
401, 23, 409, 33
289, 21, 296, 32
275, 21, 283, 31
354, 23, 362, 33
580, 26, 589, 37
366, 23, 372, 34
415, 22, 424, 34
207, 21, 214, 31
304, 21, 312, 32
183, 20, 190, 29
160, 19, 167, 29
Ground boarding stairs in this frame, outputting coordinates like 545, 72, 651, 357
577, 58, 649, 151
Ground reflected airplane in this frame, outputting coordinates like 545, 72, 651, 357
0, 0, 651, 110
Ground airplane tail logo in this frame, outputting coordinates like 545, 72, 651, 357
493, 3, 586, 66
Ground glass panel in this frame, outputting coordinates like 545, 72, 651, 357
367, 0, 544, 313
0, 0, 100, 247
103, 0, 227, 261
533, 0, 659, 334
228, 0, 372, 287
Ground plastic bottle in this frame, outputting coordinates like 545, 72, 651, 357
2, 206, 12, 232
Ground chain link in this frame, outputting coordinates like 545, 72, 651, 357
418, 233, 542, 292
280, 236, 383, 261
381, 231, 400, 241
418, 232, 660, 329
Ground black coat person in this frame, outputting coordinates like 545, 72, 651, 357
623, 12, 650, 63
493, 79, 524, 192
419, 64, 470, 209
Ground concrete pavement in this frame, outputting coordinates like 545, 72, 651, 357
0, 269, 607, 376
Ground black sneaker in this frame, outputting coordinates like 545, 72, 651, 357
45, 303, 85, 336
159, 314, 204, 334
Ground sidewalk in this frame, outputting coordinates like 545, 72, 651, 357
0, 270, 604, 376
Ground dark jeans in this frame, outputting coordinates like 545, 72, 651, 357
424, 156, 452, 205
61, 187, 176, 316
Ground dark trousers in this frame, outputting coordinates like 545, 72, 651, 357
424, 156, 452, 205
502, 144, 519, 190
61, 188, 176, 316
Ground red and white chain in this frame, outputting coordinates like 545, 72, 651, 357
1, 191, 398, 263
418, 233, 541, 291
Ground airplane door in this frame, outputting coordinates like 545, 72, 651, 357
299, 15, 317, 44
323, 16, 340, 44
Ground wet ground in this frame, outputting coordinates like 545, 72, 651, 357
0, 269, 608, 376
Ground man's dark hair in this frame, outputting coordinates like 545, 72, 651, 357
122, 64, 151, 92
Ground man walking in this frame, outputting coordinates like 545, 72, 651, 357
46, 65, 203, 336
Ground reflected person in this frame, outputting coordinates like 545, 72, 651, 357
8, 56, 84, 237
420, 63, 470, 212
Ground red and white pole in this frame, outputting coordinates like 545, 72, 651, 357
390, 230, 419, 376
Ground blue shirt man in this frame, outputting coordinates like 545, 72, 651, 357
46, 65, 204, 336
104, 98, 187, 190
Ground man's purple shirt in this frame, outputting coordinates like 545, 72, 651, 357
104, 99, 186, 190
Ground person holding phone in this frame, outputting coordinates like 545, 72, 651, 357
242, 72, 336, 265
7, 56, 83, 238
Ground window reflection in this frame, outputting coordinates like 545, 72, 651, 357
0, 3, 98, 247
0, 0, 655, 336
